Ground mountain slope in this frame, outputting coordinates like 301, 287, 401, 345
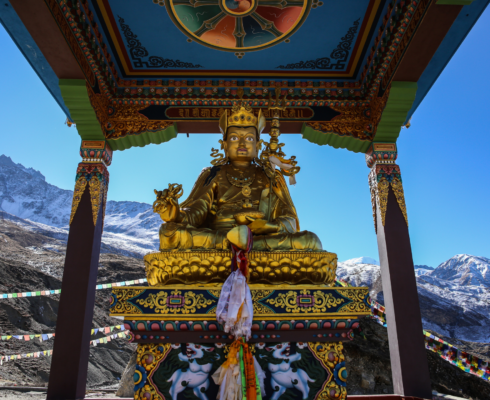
0, 155, 159, 257
337, 256, 490, 344
429, 254, 490, 287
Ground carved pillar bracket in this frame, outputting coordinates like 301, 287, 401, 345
70, 141, 112, 227
366, 143, 407, 231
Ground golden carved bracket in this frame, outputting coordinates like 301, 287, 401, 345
69, 177, 88, 225
368, 164, 408, 231
306, 89, 390, 142
87, 84, 174, 140
69, 162, 109, 228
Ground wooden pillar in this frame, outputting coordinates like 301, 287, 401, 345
366, 144, 432, 399
47, 141, 111, 400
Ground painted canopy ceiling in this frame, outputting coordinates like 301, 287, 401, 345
4, 0, 482, 151
40, 0, 431, 151
90, 0, 386, 80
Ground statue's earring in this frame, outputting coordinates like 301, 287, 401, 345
210, 141, 228, 166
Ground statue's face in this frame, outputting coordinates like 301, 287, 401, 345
223, 126, 257, 163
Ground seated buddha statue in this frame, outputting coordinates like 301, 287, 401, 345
153, 103, 322, 252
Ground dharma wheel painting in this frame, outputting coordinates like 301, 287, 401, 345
164, 0, 313, 52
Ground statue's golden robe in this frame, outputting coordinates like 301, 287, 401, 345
159, 164, 322, 251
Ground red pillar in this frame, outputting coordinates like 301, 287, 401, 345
367, 144, 432, 399
47, 141, 111, 400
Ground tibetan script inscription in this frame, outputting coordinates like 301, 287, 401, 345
165, 107, 314, 120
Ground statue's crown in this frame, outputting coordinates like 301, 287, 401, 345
219, 98, 266, 139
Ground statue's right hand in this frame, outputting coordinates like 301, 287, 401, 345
158, 197, 180, 222
153, 184, 183, 222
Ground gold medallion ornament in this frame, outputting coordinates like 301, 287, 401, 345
226, 168, 256, 199
241, 186, 252, 197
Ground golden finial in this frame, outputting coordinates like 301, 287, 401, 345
260, 88, 300, 184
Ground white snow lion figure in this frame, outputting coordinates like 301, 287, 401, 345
168, 343, 218, 400
261, 342, 314, 400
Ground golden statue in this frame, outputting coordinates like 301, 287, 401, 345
153, 101, 322, 252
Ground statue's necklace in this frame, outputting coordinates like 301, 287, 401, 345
226, 168, 256, 198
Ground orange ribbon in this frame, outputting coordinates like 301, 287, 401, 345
241, 341, 257, 400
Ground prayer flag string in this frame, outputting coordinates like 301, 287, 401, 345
0, 324, 127, 342
0, 279, 148, 299
0, 331, 129, 365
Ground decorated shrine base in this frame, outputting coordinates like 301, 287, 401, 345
134, 342, 347, 400
111, 284, 370, 399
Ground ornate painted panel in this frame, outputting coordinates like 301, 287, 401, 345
110, 285, 371, 319
134, 342, 347, 400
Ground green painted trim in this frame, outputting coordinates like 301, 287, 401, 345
59, 79, 178, 151
107, 123, 178, 150
301, 124, 372, 153
374, 81, 418, 143
59, 79, 105, 141
301, 81, 417, 153
436, 0, 474, 5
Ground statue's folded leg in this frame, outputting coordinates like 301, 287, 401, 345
253, 230, 323, 251
160, 223, 322, 251
159, 222, 230, 250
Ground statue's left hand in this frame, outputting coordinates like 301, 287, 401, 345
246, 217, 279, 235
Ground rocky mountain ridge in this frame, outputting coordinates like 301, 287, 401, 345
0, 155, 159, 258
338, 256, 490, 345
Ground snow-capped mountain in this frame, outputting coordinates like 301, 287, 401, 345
414, 264, 435, 276
338, 255, 490, 343
337, 261, 382, 289
428, 254, 490, 287
342, 256, 379, 265
0, 155, 159, 257
0, 155, 73, 227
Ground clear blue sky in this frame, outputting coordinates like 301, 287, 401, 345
1, 8, 489, 267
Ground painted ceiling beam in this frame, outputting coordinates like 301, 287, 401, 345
60, 79, 178, 151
